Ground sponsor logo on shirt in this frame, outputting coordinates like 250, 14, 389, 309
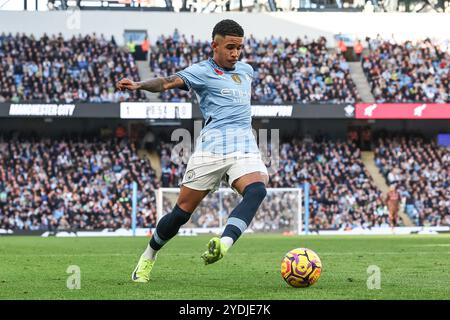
220, 88, 250, 97
220, 88, 250, 103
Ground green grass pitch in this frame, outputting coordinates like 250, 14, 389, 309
0, 234, 449, 300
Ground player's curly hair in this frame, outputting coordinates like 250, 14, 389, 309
212, 19, 244, 40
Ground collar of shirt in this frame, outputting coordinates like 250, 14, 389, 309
208, 57, 235, 72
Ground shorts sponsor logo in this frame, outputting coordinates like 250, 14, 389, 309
185, 170, 195, 181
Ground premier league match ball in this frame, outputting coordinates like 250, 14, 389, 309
280, 248, 322, 288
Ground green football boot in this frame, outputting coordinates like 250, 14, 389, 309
201, 237, 229, 265
131, 255, 155, 283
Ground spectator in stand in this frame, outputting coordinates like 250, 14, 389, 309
127, 39, 136, 58
362, 127, 372, 151
115, 124, 127, 140
337, 38, 348, 56
141, 36, 150, 60
353, 39, 364, 61
347, 127, 359, 145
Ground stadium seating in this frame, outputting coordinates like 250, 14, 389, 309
159, 137, 389, 231
362, 37, 449, 103
269, 139, 388, 230
374, 135, 450, 226
0, 32, 146, 103
0, 134, 158, 230
2, 132, 448, 231
150, 32, 361, 104
4, 31, 449, 105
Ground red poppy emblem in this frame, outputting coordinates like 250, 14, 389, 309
214, 68, 224, 75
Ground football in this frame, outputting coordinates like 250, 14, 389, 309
281, 248, 322, 288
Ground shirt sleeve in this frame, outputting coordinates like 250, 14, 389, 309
244, 63, 255, 82
176, 63, 205, 92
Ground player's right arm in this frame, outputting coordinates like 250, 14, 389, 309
115, 75, 185, 93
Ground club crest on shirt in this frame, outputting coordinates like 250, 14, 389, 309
231, 74, 241, 84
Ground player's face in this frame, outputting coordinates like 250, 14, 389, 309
212, 35, 244, 69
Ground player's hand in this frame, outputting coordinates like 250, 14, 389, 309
116, 78, 141, 91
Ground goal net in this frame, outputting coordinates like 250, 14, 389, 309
156, 188, 303, 235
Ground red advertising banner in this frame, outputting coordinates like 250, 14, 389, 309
355, 103, 450, 119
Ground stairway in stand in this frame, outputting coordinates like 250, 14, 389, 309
361, 151, 414, 226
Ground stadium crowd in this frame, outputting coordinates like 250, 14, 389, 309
0, 32, 146, 103
267, 138, 388, 231
362, 37, 450, 103
160, 186, 299, 232
3, 132, 448, 232
1, 31, 449, 105
0, 134, 158, 231
150, 31, 361, 104
158, 137, 390, 231
374, 135, 450, 226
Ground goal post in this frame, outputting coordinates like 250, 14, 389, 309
156, 187, 303, 235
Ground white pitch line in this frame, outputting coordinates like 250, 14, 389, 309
1, 251, 449, 258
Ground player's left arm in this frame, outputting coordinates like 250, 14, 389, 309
139, 75, 186, 92
116, 75, 185, 93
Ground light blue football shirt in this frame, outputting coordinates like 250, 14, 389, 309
176, 58, 259, 155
